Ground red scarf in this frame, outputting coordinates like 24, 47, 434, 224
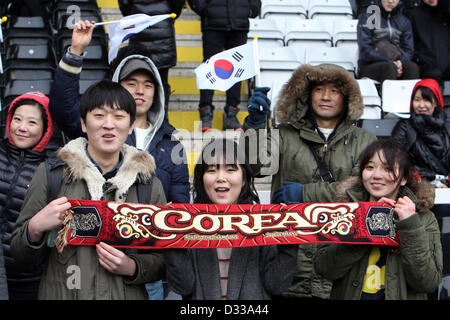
54, 199, 400, 252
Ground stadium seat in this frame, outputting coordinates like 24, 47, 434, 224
261, 0, 308, 23
2, 15, 57, 73
79, 69, 108, 95
361, 118, 400, 138
3, 16, 54, 47
308, 0, 353, 20
357, 78, 382, 119
2, 79, 52, 106
248, 18, 284, 48
304, 46, 358, 76
284, 19, 333, 46
257, 46, 300, 113
381, 79, 421, 118
51, 1, 101, 31
332, 19, 358, 47
443, 80, 450, 107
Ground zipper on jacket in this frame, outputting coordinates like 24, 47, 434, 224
4, 150, 26, 224
387, 14, 392, 40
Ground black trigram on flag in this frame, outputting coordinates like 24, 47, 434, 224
206, 72, 216, 84
234, 68, 245, 78
232, 51, 244, 62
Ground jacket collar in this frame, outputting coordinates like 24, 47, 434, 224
57, 137, 156, 200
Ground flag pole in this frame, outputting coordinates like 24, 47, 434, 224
253, 35, 261, 87
94, 13, 177, 26
252, 35, 263, 111
94, 20, 120, 26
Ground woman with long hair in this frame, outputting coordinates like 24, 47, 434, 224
164, 138, 297, 300
310, 139, 442, 299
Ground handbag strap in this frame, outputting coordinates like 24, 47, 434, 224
305, 141, 335, 183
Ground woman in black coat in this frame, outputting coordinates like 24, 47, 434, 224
0, 92, 56, 300
392, 78, 449, 184
357, 0, 419, 83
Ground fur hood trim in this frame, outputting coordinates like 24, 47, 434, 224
335, 176, 435, 212
58, 137, 156, 201
275, 64, 364, 124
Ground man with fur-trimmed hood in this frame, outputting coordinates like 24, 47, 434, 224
242, 64, 377, 299
11, 80, 166, 299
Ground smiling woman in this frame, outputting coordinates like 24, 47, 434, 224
164, 138, 298, 300
307, 139, 443, 300
0, 91, 56, 300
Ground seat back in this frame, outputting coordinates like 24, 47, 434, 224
261, 0, 308, 20
332, 19, 358, 46
361, 118, 400, 138
248, 18, 284, 48
308, 0, 353, 20
304, 46, 357, 75
381, 79, 421, 117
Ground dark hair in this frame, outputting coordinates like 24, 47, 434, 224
193, 138, 260, 204
10, 98, 48, 134
79, 80, 136, 124
413, 86, 439, 115
359, 139, 418, 192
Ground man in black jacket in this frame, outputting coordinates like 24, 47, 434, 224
188, 0, 261, 131
405, 0, 450, 88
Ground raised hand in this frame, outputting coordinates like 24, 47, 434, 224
245, 86, 271, 128
71, 19, 96, 56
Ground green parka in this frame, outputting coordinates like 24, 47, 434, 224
242, 64, 377, 298
308, 176, 442, 300
11, 138, 167, 300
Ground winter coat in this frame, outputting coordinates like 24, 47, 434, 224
10, 137, 167, 300
49, 52, 190, 204
165, 245, 297, 300
188, 0, 261, 32
0, 93, 56, 287
404, 1, 450, 74
309, 176, 442, 300
118, 0, 185, 69
0, 235, 7, 300
242, 64, 377, 299
357, 0, 415, 66
391, 79, 450, 182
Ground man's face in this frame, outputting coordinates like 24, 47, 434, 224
81, 104, 134, 159
120, 71, 155, 118
310, 82, 345, 126
423, 0, 438, 6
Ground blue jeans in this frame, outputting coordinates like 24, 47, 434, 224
145, 281, 164, 300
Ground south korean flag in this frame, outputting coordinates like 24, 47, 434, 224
195, 42, 257, 91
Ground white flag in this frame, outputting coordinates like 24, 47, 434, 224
106, 13, 173, 63
195, 42, 257, 91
